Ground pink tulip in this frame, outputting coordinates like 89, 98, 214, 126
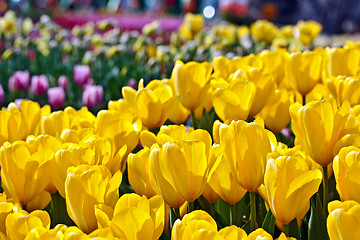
58, 75, 69, 90
82, 85, 103, 108
0, 84, 4, 105
48, 87, 66, 109
8, 71, 30, 92
31, 75, 49, 96
73, 65, 91, 86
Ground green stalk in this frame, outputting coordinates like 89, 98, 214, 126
169, 207, 180, 230
190, 111, 198, 129
323, 166, 329, 216
283, 223, 290, 237
230, 204, 237, 226
250, 192, 257, 231
187, 201, 195, 213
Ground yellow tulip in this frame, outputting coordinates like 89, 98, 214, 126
212, 79, 256, 122
0, 192, 17, 235
326, 76, 360, 107
6, 210, 50, 240
8, 100, 51, 137
276, 233, 296, 240
134, 79, 173, 129
42, 111, 71, 138
219, 119, 276, 192
127, 147, 159, 198
260, 89, 294, 133
305, 83, 332, 103
250, 20, 278, 44
150, 131, 212, 205
107, 194, 164, 240
290, 100, 357, 167
162, 78, 190, 125
0, 109, 27, 145
172, 210, 218, 240
96, 109, 141, 156
219, 225, 248, 240
212, 56, 246, 80
207, 144, 247, 205
285, 51, 322, 96
263, 153, 322, 226
323, 47, 360, 79
183, 13, 204, 35
65, 165, 122, 233
257, 49, 288, 85
0, 141, 52, 205
293, 20, 322, 46
327, 200, 360, 240
173, 60, 213, 112
333, 146, 360, 202
246, 68, 277, 118
248, 228, 272, 240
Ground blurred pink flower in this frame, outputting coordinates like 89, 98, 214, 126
82, 85, 103, 108
128, 78, 137, 90
0, 84, 4, 105
48, 87, 66, 109
58, 75, 69, 90
8, 71, 30, 92
31, 75, 49, 96
73, 65, 91, 86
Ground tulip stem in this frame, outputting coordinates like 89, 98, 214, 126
187, 201, 195, 213
230, 204, 237, 226
250, 191, 257, 231
190, 111, 198, 129
170, 207, 180, 229
323, 166, 328, 216
283, 223, 290, 237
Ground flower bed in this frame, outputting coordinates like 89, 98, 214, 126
0, 10, 357, 240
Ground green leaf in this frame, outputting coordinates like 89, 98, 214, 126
288, 218, 301, 239
262, 209, 276, 235
308, 194, 329, 240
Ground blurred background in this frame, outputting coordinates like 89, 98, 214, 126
3, 0, 360, 34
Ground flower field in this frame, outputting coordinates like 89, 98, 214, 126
0, 10, 358, 240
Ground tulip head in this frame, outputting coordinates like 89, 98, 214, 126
263, 153, 322, 226
327, 200, 360, 240
31, 75, 49, 96
290, 100, 355, 167
219, 119, 276, 192
65, 165, 122, 233
333, 146, 360, 202
173, 61, 212, 112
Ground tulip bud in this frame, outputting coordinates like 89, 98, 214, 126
8, 71, 30, 92
31, 75, 49, 96
82, 85, 103, 108
73, 65, 91, 86
48, 87, 66, 109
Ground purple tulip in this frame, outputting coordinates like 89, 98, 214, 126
0, 84, 4, 106
58, 75, 69, 90
82, 85, 103, 108
128, 78, 137, 90
281, 127, 292, 139
8, 71, 30, 92
48, 87, 66, 109
73, 65, 91, 86
31, 75, 49, 96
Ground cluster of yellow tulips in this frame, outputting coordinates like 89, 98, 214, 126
1, 39, 360, 240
